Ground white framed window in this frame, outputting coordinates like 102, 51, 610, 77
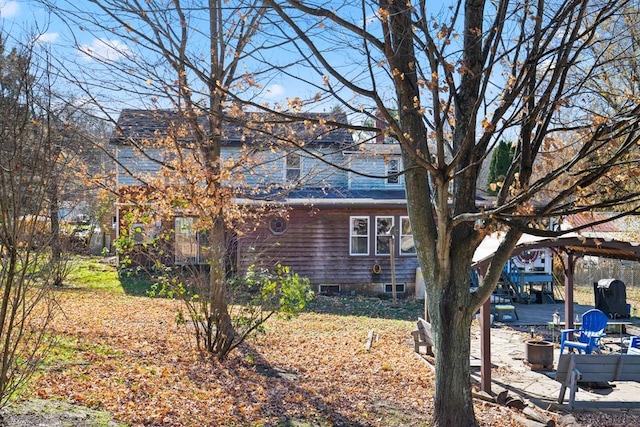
175, 217, 199, 264
350, 216, 369, 255
376, 216, 394, 256
286, 152, 301, 182
400, 216, 416, 255
174, 217, 210, 265
130, 221, 160, 244
131, 223, 147, 244
386, 158, 400, 184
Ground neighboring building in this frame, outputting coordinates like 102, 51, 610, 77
111, 109, 424, 296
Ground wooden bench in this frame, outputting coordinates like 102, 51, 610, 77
555, 353, 640, 408
411, 318, 434, 356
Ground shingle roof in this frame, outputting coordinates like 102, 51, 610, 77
109, 109, 352, 147
240, 187, 493, 206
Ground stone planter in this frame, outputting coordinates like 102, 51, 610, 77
525, 340, 554, 369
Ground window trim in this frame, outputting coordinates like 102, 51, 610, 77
174, 216, 198, 265
386, 157, 401, 185
174, 216, 210, 265
285, 152, 301, 183
130, 221, 160, 244
399, 216, 416, 256
319, 284, 341, 295
349, 216, 370, 256
375, 215, 395, 256
131, 223, 147, 244
269, 216, 287, 235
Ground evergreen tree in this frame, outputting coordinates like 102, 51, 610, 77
487, 140, 514, 194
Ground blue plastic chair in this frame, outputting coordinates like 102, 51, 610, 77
559, 309, 608, 354
627, 336, 640, 355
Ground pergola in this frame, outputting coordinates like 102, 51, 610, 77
472, 231, 640, 392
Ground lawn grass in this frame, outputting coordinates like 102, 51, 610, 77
64, 257, 428, 317
68, 256, 640, 318
64, 256, 155, 296
42, 335, 119, 370
35, 282, 433, 427
65, 257, 120, 292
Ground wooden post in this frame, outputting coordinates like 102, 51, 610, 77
564, 252, 575, 330
480, 297, 491, 393
390, 226, 398, 308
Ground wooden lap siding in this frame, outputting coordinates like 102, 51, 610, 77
236, 207, 419, 293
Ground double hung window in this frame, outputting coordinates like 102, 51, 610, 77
350, 216, 369, 255
375, 216, 394, 255
386, 158, 400, 184
400, 216, 415, 255
286, 153, 301, 182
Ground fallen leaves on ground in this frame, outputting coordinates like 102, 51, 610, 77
19, 289, 600, 426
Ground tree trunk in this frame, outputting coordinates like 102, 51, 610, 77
48, 180, 62, 286
430, 282, 476, 427
208, 214, 235, 360
385, 0, 481, 422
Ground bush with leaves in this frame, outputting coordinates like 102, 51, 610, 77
150, 263, 313, 360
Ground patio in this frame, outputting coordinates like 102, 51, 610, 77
487, 301, 640, 348
468, 308, 640, 411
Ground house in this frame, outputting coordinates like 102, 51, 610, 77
111, 109, 422, 296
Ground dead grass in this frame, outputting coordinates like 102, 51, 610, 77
19, 288, 549, 426
11, 266, 640, 427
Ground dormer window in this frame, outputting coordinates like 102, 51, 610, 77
387, 158, 400, 184
286, 152, 301, 183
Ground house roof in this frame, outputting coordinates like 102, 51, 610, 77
240, 187, 494, 208
281, 188, 408, 206
562, 212, 640, 243
237, 187, 408, 207
109, 109, 352, 148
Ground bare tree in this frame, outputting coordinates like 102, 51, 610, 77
0, 34, 63, 407
579, 4, 640, 207
39, 0, 319, 360
36, 0, 640, 422
254, 0, 640, 425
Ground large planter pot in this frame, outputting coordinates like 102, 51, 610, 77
525, 340, 554, 368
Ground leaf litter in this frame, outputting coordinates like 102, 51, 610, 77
1, 290, 639, 426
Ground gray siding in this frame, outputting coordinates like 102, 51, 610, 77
116, 145, 348, 189
348, 155, 404, 190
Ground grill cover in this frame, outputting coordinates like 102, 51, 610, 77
594, 278, 628, 319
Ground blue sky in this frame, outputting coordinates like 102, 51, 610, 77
0, 0, 454, 121
0, 0, 305, 114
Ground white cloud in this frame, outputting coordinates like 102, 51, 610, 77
264, 83, 285, 99
78, 38, 130, 62
0, 1, 19, 18
33, 32, 59, 44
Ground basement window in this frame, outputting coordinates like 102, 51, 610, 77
319, 285, 340, 295
384, 283, 406, 294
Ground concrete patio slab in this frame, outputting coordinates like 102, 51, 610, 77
470, 321, 640, 411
